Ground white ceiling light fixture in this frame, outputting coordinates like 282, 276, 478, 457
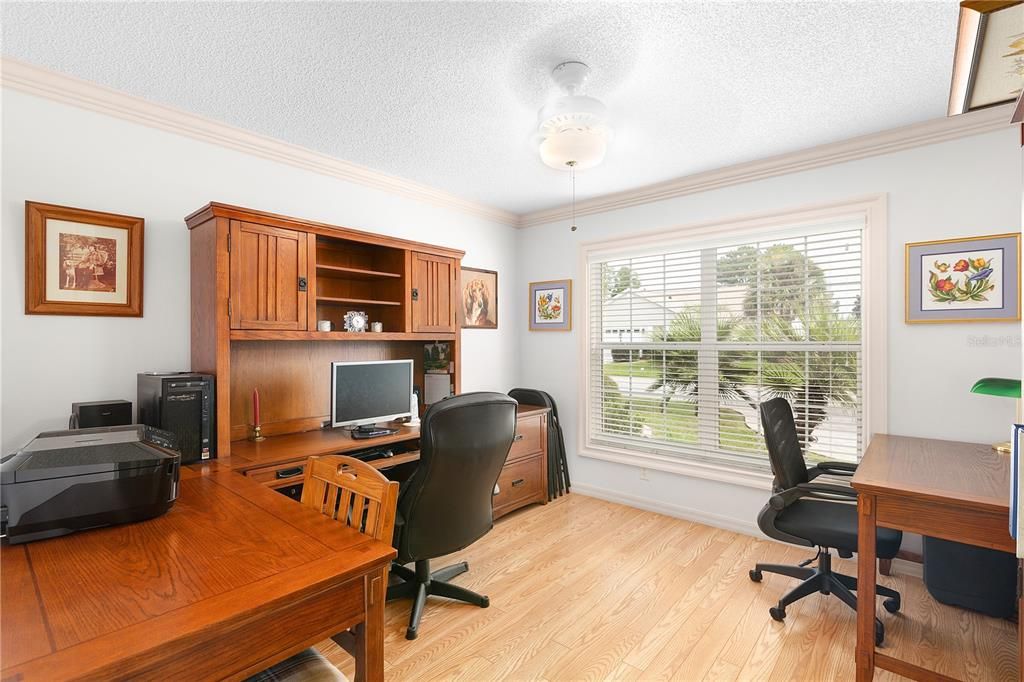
537, 61, 611, 231
537, 61, 611, 171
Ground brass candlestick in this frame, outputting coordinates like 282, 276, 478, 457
250, 424, 265, 442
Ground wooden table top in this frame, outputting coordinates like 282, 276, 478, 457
229, 403, 550, 472
1, 463, 396, 681
852, 434, 1010, 513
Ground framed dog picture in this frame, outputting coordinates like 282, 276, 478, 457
460, 266, 497, 329
25, 201, 144, 316
529, 279, 572, 331
905, 233, 1021, 324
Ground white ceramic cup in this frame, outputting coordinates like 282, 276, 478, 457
317, 320, 333, 332
370, 322, 383, 333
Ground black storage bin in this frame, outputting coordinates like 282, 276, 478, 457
922, 535, 1017, 619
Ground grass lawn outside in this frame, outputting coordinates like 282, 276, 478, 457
603, 359, 661, 379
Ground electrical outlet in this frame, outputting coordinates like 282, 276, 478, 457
640, 468, 649, 481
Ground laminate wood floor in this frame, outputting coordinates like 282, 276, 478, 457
317, 493, 1017, 681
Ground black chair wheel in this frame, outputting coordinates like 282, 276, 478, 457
405, 628, 418, 641
480, 596, 490, 608
749, 569, 763, 583
769, 606, 786, 622
883, 597, 900, 613
874, 620, 884, 647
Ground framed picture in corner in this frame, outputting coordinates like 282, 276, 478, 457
460, 266, 498, 329
529, 279, 572, 331
905, 232, 1021, 324
25, 201, 144, 316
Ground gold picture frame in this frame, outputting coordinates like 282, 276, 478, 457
25, 201, 145, 317
529, 279, 572, 331
905, 232, 1021, 324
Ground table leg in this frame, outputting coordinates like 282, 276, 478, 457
857, 493, 877, 682
354, 567, 386, 682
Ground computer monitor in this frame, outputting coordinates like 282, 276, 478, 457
331, 359, 413, 430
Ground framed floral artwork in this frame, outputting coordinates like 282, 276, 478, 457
25, 201, 144, 316
905, 233, 1020, 324
529, 279, 572, 331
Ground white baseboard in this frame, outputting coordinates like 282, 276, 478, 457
570, 482, 762, 538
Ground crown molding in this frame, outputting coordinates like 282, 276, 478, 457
0, 57, 520, 227
520, 103, 1016, 228
4, 57, 1014, 231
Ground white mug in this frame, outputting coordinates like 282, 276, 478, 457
317, 320, 333, 332
370, 322, 383, 333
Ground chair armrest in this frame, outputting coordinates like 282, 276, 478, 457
814, 460, 857, 476
797, 481, 858, 500
769, 481, 856, 511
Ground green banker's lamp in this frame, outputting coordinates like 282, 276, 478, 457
970, 377, 1022, 454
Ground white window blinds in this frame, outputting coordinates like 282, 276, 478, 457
586, 218, 864, 471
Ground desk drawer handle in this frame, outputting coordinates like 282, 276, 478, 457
276, 467, 304, 479
513, 434, 524, 442
512, 478, 525, 488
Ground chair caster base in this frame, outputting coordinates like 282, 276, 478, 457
405, 628, 418, 641
875, 620, 884, 647
769, 605, 786, 622
749, 569, 763, 583
883, 597, 900, 613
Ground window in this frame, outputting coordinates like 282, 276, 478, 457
581, 200, 884, 481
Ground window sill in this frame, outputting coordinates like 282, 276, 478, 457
579, 442, 775, 490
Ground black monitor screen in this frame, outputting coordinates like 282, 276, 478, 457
331, 360, 413, 427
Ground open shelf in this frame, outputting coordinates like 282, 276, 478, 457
315, 264, 402, 280
316, 296, 402, 306
230, 330, 456, 342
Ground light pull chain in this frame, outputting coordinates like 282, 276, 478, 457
567, 160, 578, 232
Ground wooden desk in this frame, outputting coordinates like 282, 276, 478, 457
229, 404, 552, 519
852, 435, 1016, 681
0, 463, 395, 682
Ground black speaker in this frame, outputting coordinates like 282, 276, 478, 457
137, 373, 215, 464
70, 400, 133, 429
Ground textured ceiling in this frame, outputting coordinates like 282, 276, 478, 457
2, 1, 960, 215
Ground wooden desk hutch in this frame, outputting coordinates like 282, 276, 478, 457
187, 203, 548, 518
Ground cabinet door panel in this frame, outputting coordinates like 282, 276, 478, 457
410, 252, 456, 333
230, 221, 308, 330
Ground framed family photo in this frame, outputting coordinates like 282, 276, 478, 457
529, 279, 572, 331
460, 266, 498, 329
905, 233, 1020, 324
25, 201, 144, 317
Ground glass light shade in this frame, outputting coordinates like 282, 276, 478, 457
970, 377, 1022, 398
539, 128, 607, 170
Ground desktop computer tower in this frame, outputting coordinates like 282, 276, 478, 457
137, 373, 216, 464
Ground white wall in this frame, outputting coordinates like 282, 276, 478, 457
517, 127, 1023, 534
1, 89, 520, 453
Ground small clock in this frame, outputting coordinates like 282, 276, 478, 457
343, 310, 369, 332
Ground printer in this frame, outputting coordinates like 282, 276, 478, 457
1, 424, 180, 544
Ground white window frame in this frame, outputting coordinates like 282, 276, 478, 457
576, 194, 888, 489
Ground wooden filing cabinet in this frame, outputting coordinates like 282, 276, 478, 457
494, 406, 549, 519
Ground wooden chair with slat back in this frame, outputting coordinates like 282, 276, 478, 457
252, 456, 397, 682
300, 455, 400, 542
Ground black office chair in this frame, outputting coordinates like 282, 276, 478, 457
750, 397, 902, 646
386, 392, 517, 640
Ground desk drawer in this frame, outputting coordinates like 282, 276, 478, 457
494, 453, 545, 518
247, 461, 306, 488
508, 414, 544, 462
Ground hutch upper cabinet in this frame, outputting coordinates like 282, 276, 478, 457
186, 203, 464, 454
229, 221, 308, 331
410, 252, 458, 333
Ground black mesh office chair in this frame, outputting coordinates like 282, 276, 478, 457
386, 392, 517, 640
750, 397, 902, 646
